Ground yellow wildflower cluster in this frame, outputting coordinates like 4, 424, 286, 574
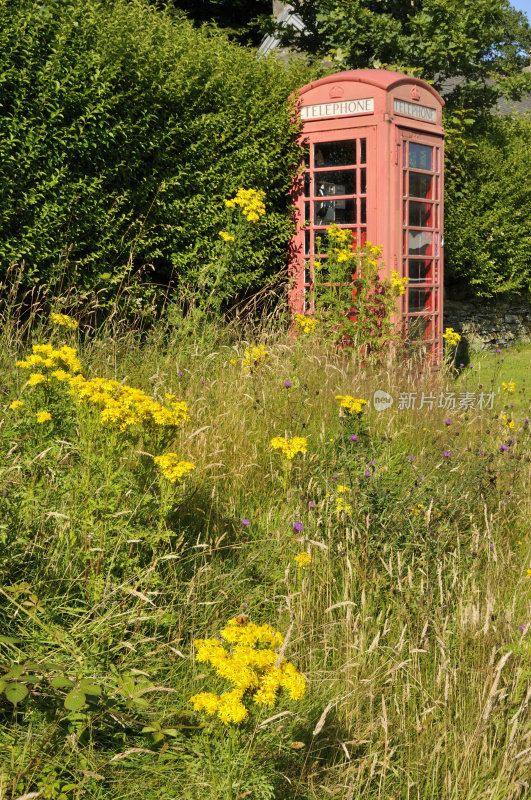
390, 270, 408, 296
16, 343, 83, 375
294, 552, 311, 568
499, 413, 515, 429
242, 345, 269, 373
218, 230, 235, 243
502, 381, 515, 393
9, 400, 24, 410
442, 327, 461, 347
190, 618, 306, 724
295, 314, 319, 334
153, 453, 195, 483
270, 436, 307, 460
335, 496, 353, 514
67, 377, 190, 432
335, 395, 368, 415
224, 188, 266, 223
36, 411, 52, 424
28, 373, 48, 386
50, 312, 78, 330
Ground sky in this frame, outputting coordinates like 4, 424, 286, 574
511, 0, 531, 19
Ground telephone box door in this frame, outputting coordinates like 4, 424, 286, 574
293, 126, 377, 314
399, 131, 444, 362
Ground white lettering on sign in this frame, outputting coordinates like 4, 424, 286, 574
393, 99, 436, 122
300, 97, 374, 120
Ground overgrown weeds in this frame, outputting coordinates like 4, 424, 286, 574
0, 304, 529, 800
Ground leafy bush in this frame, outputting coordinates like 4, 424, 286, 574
445, 112, 531, 297
0, 0, 309, 307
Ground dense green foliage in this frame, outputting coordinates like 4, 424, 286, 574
275, 0, 531, 110
0, 0, 309, 308
445, 112, 531, 297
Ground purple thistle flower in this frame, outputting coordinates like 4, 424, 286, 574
201, 380, 206, 385
332, 474, 338, 480
308, 500, 316, 509
443, 451, 451, 458
445, 419, 452, 426
178, 371, 184, 377
370, 459, 376, 465
284, 380, 292, 388
350, 434, 358, 442
510, 403, 514, 408
490, 543, 495, 550
479, 450, 485, 456
500, 443, 508, 451
519, 625, 526, 633
496, 349, 502, 354
364, 470, 371, 477
508, 438, 515, 445
409, 455, 415, 461
293, 521, 304, 532
526, 418, 530, 424
241, 518, 250, 527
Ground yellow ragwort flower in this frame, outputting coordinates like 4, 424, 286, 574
28, 373, 48, 386
502, 381, 515, 393
50, 312, 78, 330
219, 230, 235, 243
270, 436, 307, 460
154, 453, 195, 483
335, 395, 368, 415
294, 552, 311, 568
295, 314, 319, 334
36, 411, 52, 424
442, 327, 461, 347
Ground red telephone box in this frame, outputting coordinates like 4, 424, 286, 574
290, 69, 445, 362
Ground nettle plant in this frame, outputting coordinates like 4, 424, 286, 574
313, 225, 407, 358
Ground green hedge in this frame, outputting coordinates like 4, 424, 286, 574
0, 0, 309, 306
445, 112, 531, 298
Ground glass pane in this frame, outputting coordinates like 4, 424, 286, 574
304, 230, 310, 255
409, 172, 432, 199
304, 172, 310, 197
360, 197, 366, 224
314, 198, 356, 225
409, 201, 433, 227
314, 170, 356, 197
408, 259, 433, 283
409, 143, 433, 170
304, 262, 311, 284
408, 288, 433, 313
360, 138, 366, 164
304, 202, 310, 224
407, 315, 433, 341
408, 230, 432, 256
314, 141, 356, 168
360, 168, 366, 194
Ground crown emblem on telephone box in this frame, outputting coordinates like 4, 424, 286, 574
410, 86, 421, 101
329, 85, 344, 99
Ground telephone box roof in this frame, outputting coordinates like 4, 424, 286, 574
300, 69, 445, 107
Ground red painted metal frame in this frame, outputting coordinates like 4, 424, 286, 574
289, 70, 445, 363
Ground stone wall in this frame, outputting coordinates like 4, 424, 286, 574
443, 295, 531, 350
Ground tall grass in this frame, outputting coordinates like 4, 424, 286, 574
0, 300, 529, 800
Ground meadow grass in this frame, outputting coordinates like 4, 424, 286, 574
0, 305, 529, 800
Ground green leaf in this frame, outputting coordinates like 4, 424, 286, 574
64, 690, 87, 711
5, 682, 29, 704
51, 676, 74, 689
78, 680, 101, 696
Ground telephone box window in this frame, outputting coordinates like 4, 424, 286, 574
408, 259, 433, 283
408, 230, 432, 255
314, 171, 356, 196
408, 201, 433, 228
409, 143, 433, 170
315, 141, 356, 167
409, 172, 433, 199
314, 198, 356, 225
